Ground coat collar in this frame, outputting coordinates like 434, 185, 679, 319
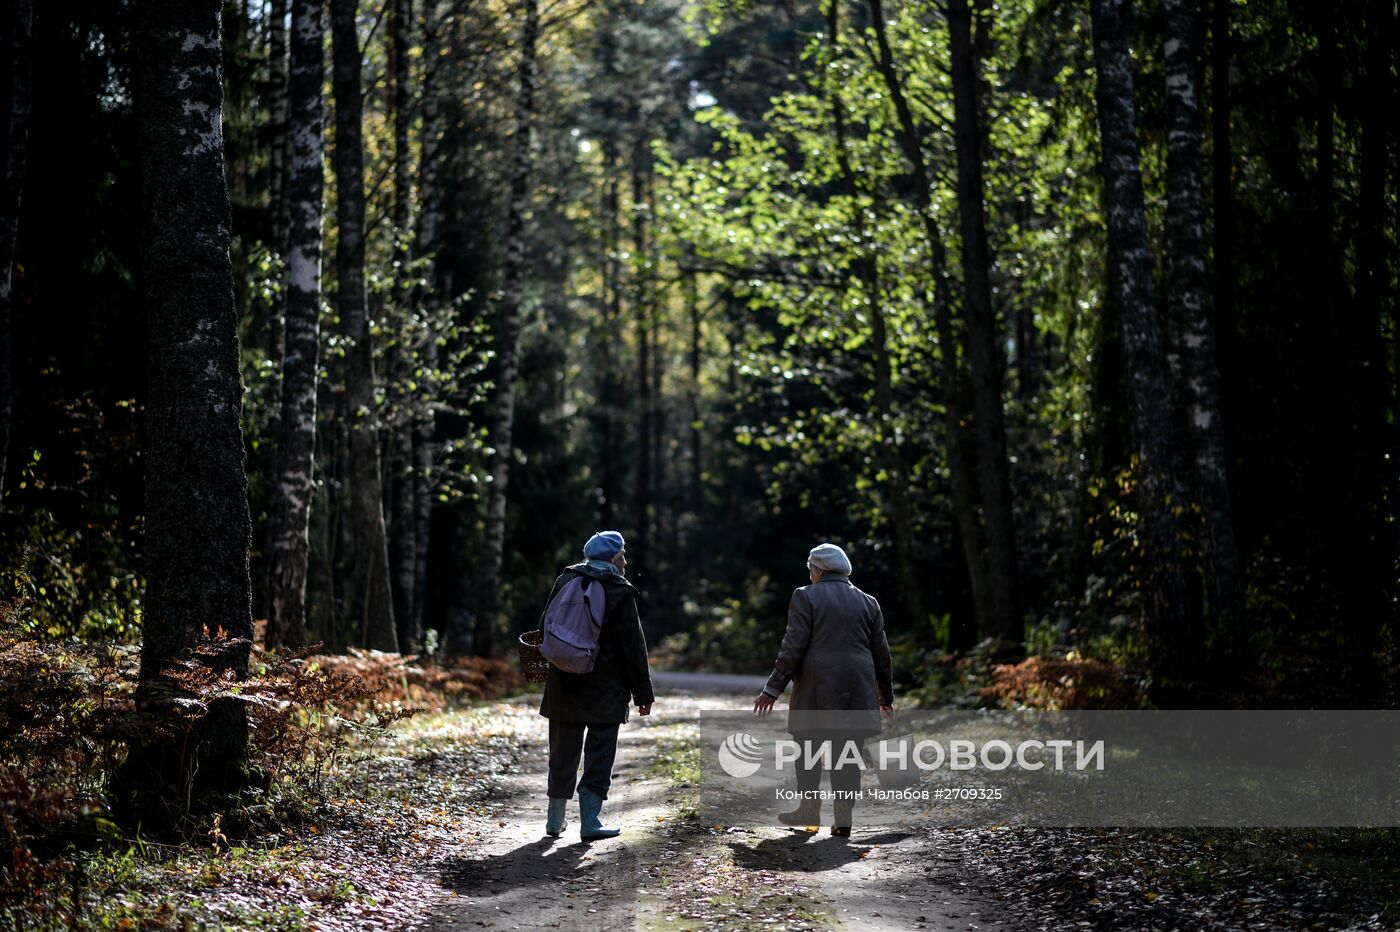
813, 576, 852, 586
568, 561, 638, 592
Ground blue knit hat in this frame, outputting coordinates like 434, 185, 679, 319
583, 530, 626, 560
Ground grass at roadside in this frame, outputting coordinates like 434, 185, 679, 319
634, 719, 831, 930
649, 737, 702, 787
640, 820, 832, 932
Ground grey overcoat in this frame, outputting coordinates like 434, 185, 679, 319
762, 576, 894, 736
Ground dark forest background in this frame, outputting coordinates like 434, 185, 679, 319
1, 0, 1397, 710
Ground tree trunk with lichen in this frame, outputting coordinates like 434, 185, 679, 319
133, 0, 254, 801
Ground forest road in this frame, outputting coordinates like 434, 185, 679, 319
420, 689, 1005, 931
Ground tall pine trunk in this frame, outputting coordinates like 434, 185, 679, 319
600, 139, 621, 527
1161, 0, 1244, 637
0, 0, 32, 506
632, 150, 653, 582
332, 0, 398, 652
948, 0, 1023, 646
1089, 0, 1197, 694
685, 258, 702, 522
1393, 0, 1400, 432
1315, 12, 1338, 314
1349, 0, 1393, 690
1210, 0, 1233, 355
134, 0, 254, 795
476, 0, 538, 656
387, 0, 420, 653
866, 0, 994, 643
824, 0, 929, 632
594, 24, 620, 530
647, 169, 664, 580
265, 0, 326, 650
411, 2, 444, 649
1356, 0, 1391, 415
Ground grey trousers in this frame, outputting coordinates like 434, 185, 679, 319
792, 731, 864, 797
547, 720, 620, 800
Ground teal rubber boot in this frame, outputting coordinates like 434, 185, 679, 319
578, 789, 621, 840
545, 798, 568, 837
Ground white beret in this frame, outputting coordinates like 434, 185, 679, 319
807, 542, 852, 576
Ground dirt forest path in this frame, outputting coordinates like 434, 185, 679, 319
418, 679, 1004, 932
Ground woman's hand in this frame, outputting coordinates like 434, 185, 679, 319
753, 692, 776, 716
880, 704, 895, 720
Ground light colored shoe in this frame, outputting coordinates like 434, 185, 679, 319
545, 798, 568, 837
578, 789, 621, 839
777, 798, 822, 829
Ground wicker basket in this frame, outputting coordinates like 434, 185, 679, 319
517, 629, 552, 684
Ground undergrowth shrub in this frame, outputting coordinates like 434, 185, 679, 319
980, 654, 1143, 710
0, 592, 525, 928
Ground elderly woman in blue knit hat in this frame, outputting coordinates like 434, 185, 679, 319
538, 531, 655, 840
754, 542, 894, 837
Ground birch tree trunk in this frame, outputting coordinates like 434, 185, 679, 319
134, 0, 254, 793
332, 0, 398, 652
267, 0, 289, 254
1161, 0, 1244, 635
476, 0, 537, 656
1089, 0, 1198, 691
0, 0, 33, 506
265, 0, 326, 650
865, 0, 995, 642
947, 0, 1023, 646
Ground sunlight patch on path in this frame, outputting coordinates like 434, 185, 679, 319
417, 690, 1006, 931
420, 702, 692, 930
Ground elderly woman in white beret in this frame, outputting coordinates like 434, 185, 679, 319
754, 542, 894, 837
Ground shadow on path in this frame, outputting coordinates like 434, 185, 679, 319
439, 835, 596, 896
435, 832, 643, 928
728, 829, 914, 873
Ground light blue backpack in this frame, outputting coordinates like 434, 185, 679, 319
539, 575, 606, 674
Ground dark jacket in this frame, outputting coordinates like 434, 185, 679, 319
763, 576, 893, 736
537, 563, 655, 724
